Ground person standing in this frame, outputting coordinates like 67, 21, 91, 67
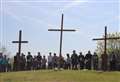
21, 53, 26, 71
2, 55, 8, 72
85, 51, 92, 70
58, 55, 64, 69
0, 53, 3, 72
101, 52, 108, 71
71, 50, 78, 70
33, 56, 38, 70
48, 52, 53, 69
92, 52, 99, 70
27, 52, 33, 70
66, 53, 71, 69
13, 54, 17, 71
14, 53, 21, 71
109, 52, 116, 71
37, 52, 42, 69
52, 53, 58, 69
7, 58, 12, 72
78, 52, 85, 70
42, 56, 47, 69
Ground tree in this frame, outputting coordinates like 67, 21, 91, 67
0, 43, 11, 57
96, 32, 120, 56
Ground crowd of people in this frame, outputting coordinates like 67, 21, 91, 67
0, 50, 120, 72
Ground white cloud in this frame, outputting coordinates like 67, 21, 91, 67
62, 0, 88, 12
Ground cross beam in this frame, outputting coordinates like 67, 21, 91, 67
93, 26, 120, 56
48, 14, 76, 56
93, 37, 120, 40
12, 30, 28, 55
48, 29, 76, 31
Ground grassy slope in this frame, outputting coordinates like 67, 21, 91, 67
0, 70, 120, 82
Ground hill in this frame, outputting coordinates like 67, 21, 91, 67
0, 70, 120, 82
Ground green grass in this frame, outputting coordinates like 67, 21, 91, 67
0, 70, 120, 82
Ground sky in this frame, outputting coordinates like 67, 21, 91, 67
0, 0, 120, 57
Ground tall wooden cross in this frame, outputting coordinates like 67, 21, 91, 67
12, 30, 28, 56
48, 14, 76, 56
93, 26, 120, 56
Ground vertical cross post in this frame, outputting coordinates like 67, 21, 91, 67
12, 30, 28, 56
48, 14, 76, 56
104, 26, 107, 56
59, 14, 64, 56
18, 30, 22, 55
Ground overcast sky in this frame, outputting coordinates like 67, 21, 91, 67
0, 0, 119, 57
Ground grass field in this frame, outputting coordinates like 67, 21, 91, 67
0, 70, 120, 82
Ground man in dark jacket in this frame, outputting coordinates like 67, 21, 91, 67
78, 52, 85, 70
71, 50, 78, 70
85, 51, 92, 70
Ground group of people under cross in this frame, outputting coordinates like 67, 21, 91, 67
0, 50, 120, 72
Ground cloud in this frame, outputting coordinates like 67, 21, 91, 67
62, 0, 88, 12
4, 8, 52, 30
3, 0, 88, 30
3, 0, 61, 28
4, 9, 23, 23
3, 0, 53, 3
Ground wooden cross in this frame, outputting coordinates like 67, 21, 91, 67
48, 14, 76, 56
12, 30, 28, 55
93, 26, 120, 56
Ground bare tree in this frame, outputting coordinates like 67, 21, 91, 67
96, 32, 120, 56
0, 44, 11, 57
